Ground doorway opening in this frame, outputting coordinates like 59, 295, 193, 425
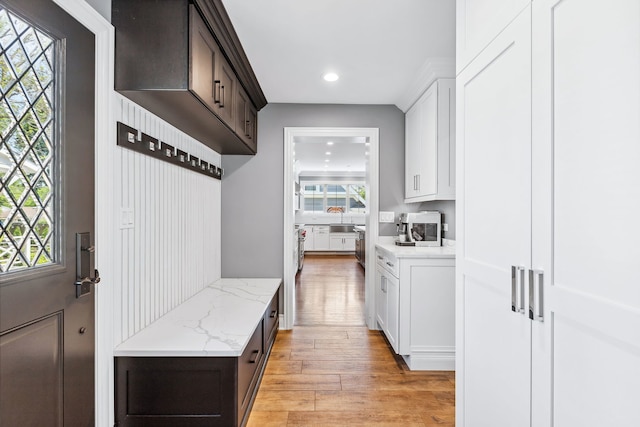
282, 127, 379, 330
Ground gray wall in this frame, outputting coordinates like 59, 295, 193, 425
85, 0, 110, 21
221, 103, 420, 277
419, 200, 456, 240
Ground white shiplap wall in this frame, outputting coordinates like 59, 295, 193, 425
114, 95, 221, 344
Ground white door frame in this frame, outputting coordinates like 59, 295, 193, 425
52, 1, 115, 426
282, 127, 379, 330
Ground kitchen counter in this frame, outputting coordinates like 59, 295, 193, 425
354, 225, 366, 232
114, 278, 282, 357
376, 239, 455, 259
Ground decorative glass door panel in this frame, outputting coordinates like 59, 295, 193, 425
0, 7, 55, 272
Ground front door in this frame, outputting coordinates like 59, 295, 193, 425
0, 0, 95, 425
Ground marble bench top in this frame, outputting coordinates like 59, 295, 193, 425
114, 278, 282, 357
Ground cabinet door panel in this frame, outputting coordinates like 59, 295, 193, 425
375, 265, 387, 331
456, 6, 532, 427
385, 271, 399, 353
190, 7, 219, 112
531, 0, 640, 425
405, 104, 421, 199
420, 86, 438, 197
456, 0, 530, 74
214, 55, 236, 128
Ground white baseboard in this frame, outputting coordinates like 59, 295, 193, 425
402, 346, 455, 371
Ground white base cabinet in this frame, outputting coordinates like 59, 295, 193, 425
310, 226, 330, 251
376, 245, 455, 370
457, 1, 640, 426
329, 233, 356, 251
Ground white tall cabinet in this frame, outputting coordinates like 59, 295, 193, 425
456, 1, 640, 426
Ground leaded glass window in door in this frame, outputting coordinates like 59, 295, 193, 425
0, 8, 56, 272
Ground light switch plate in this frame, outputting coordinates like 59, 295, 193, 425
120, 208, 134, 229
379, 211, 395, 223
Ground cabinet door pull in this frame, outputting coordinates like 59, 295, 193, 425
249, 349, 260, 363
214, 80, 221, 103
416, 174, 420, 191
270, 310, 277, 318
528, 269, 544, 321
511, 266, 525, 313
219, 85, 225, 108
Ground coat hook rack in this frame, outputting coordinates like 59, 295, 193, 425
116, 122, 223, 180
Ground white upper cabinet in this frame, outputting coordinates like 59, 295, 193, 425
456, 0, 531, 74
404, 79, 455, 203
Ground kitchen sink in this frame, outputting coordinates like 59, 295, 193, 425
329, 224, 355, 233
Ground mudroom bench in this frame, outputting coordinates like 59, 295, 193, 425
114, 278, 282, 427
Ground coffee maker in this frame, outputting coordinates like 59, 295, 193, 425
396, 211, 442, 247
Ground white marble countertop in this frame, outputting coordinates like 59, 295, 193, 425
114, 278, 281, 357
353, 225, 366, 232
376, 237, 455, 259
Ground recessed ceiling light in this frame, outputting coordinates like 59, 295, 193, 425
325, 151, 331, 155
323, 72, 339, 82
325, 159, 330, 162
327, 141, 334, 145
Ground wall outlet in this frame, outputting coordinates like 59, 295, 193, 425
379, 211, 395, 223
443, 223, 449, 232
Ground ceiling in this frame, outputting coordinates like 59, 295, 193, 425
294, 136, 367, 173
221, 0, 456, 106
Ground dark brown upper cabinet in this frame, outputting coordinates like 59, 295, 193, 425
112, 0, 267, 155
235, 84, 257, 151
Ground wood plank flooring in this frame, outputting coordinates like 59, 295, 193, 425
294, 255, 366, 326
247, 255, 455, 426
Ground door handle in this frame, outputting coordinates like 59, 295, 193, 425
76, 232, 99, 298
528, 269, 544, 321
511, 266, 525, 314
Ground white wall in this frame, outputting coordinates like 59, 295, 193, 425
113, 96, 222, 343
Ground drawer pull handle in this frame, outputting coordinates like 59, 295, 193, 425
270, 310, 277, 318
249, 350, 260, 363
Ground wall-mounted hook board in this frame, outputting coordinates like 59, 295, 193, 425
117, 122, 223, 180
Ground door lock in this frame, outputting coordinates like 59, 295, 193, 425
75, 232, 99, 298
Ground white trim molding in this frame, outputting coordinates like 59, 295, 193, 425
52, 1, 115, 426
283, 127, 380, 330
402, 346, 456, 371
395, 57, 455, 113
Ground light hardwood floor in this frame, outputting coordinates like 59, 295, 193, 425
247, 255, 455, 426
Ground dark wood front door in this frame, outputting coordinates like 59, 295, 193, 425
0, 0, 95, 425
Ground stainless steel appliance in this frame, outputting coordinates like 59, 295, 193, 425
397, 211, 441, 246
354, 227, 366, 268
298, 228, 306, 270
